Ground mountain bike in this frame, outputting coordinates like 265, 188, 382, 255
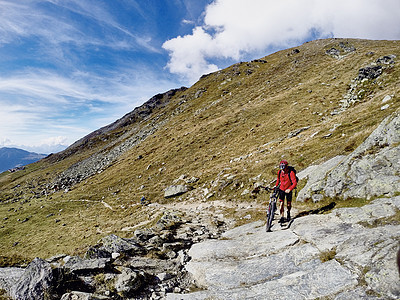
265, 185, 280, 232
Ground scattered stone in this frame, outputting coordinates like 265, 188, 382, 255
63, 256, 111, 275
60, 291, 103, 300
164, 185, 191, 198
156, 272, 172, 282
322, 133, 332, 138
114, 267, 142, 297
194, 89, 206, 99
251, 59, 267, 63
382, 95, 392, 103
339, 41, 356, 52
376, 54, 396, 65
96, 234, 144, 257
325, 42, 355, 59
287, 126, 310, 138
326, 48, 340, 58
111, 253, 120, 259
358, 65, 382, 80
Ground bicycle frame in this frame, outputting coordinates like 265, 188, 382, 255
266, 186, 279, 232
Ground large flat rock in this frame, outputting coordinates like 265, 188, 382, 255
167, 196, 400, 299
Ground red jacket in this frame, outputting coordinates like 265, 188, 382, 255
276, 168, 297, 191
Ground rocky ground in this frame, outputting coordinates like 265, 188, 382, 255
0, 206, 231, 300
167, 196, 400, 300
1, 194, 398, 300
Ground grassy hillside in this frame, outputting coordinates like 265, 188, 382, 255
0, 38, 399, 263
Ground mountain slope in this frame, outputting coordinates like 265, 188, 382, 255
0, 38, 399, 261
0, 148, 46, 173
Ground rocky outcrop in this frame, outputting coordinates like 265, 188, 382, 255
48, 87, 187, 163
297, 108, 400, 202
10, 258, 55, 300
325, 41, 356, 59
47, 87, 188, 192
167, 196, 400, 299
0, 211, 228, 300
0, 268, 24, 297
332, 54, 396, 115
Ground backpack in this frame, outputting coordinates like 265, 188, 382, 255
279, 166, 299, 188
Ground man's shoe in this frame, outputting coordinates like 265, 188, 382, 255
287, 212, 291, 221
278, 217, 285, 223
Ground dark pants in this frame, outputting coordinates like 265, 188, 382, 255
278, 189, 292, 214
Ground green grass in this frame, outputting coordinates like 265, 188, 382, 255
1, 38, 399, 262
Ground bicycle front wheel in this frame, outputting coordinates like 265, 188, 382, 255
266, 201, 276, 232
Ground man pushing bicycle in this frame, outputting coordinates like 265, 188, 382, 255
275, 160, 297, 223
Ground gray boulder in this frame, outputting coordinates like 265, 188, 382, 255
358, 65, 382, 80
63, 256, 111, 275
296, 155, 346, 202
114, 267, 142, 298
95, 234, 144, 256
376, 54, 396, 65
164, 185, 191, 198
296, 109, 400, 201
325, 109, 400, 199
10, 258, 55, 300
0, 267, 24, 296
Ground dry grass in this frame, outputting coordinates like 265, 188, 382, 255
1, 38, 400, 262
319, 248, 337, 263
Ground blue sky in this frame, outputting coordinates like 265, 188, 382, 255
1, 0, 399, 153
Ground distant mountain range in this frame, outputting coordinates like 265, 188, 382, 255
0, 147, 47, 173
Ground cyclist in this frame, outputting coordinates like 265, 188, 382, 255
275, 160, 297, 223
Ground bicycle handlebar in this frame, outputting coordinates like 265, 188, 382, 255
256, 185, 277, 192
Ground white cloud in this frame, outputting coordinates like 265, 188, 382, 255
0, 0, 158, 53
0, 68, 180, 150
163, 27, 219, 83
40, 136, 68, 145
0, 138, 12, 147
0, 0, 183, 153
182, 19, 195, 25
163, 0, 400, 83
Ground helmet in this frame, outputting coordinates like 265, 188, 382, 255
279, 160, 288, 170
